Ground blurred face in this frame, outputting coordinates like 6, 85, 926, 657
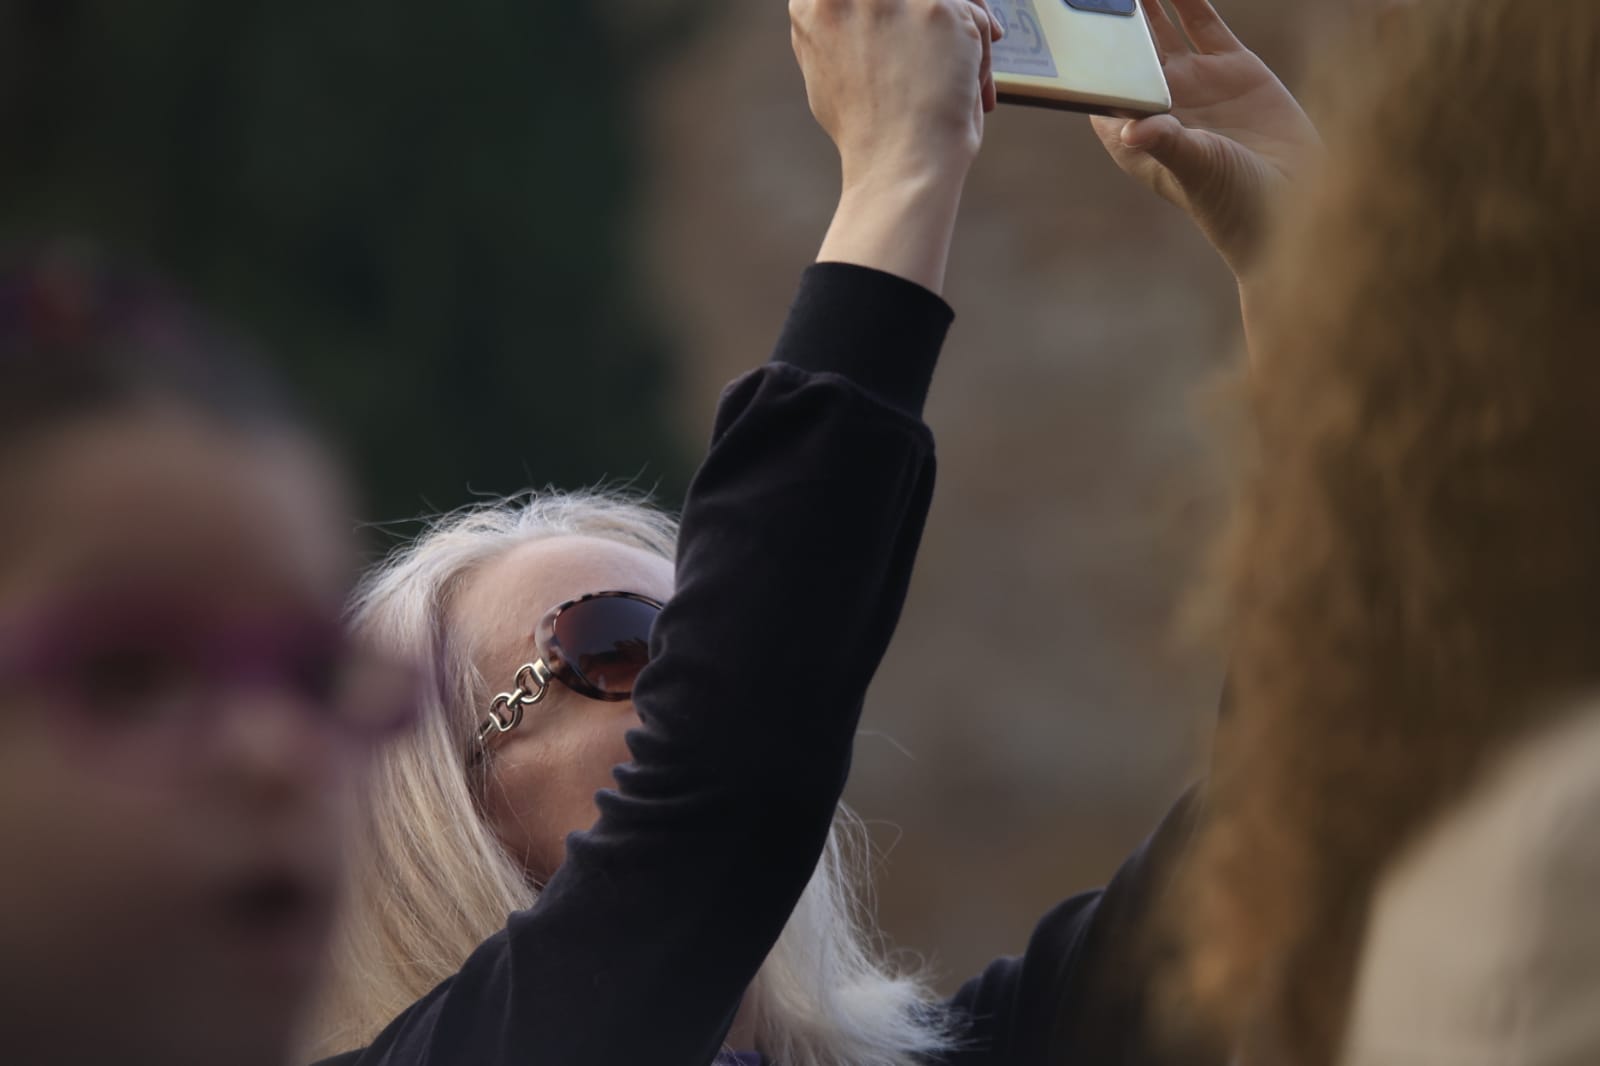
452, 535, 674, 884
0, 410, 361, 1066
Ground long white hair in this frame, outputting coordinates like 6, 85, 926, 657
312, 490, 955, 1066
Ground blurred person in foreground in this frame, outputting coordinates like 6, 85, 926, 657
0, 246, 416, 1066
1148, 0, 1600, 1064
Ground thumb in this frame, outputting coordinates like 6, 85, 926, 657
1119, 114, 1214, 185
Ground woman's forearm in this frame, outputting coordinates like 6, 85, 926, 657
817, 171, 968, 296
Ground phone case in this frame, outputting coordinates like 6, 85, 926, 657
989, 0, 1171, 118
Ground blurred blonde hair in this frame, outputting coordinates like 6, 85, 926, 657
311, 490, 952, 1066
1172, 2, 1600, 1063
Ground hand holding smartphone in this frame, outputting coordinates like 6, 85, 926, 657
989, 0, 1170, 117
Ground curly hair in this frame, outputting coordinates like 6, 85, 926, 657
1173, 2, 1600, 1063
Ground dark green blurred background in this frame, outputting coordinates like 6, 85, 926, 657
1, 0, 711, 526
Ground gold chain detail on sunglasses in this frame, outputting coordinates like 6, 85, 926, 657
475, 660, 554, 746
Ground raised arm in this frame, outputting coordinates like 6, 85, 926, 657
322, 4, 999, 1065
800, 0, 1002, 292
1091, 0, 1321, 360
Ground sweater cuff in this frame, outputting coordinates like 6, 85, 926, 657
771, 262, 954, 420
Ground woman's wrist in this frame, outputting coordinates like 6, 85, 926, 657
818, 165, 969, 296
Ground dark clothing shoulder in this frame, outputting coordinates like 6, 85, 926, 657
314, 263, 952, 1066
936, 788, 1207, 1066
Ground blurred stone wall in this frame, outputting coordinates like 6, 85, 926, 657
638, 0, 1312, 989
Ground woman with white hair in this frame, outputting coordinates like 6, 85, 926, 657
311, 2, 1004, 1064
311, 0, 1328, 1063
316, 488, 959, 1066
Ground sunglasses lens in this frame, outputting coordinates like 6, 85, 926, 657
554, 595, 659, 696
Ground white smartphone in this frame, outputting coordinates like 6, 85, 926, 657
989, 0, 1171, 118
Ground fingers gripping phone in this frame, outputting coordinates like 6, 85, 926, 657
989, 0, 1171, 118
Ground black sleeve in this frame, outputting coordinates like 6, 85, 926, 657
935, 787, 1211, 1066
318, 263, 954, 1066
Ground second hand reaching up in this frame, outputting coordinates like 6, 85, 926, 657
1090, 0, 1321, 293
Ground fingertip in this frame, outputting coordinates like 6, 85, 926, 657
1120, 115, 1174, 151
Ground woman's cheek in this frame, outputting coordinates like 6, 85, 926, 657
483, 719, 631, 882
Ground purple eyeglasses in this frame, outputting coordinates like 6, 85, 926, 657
0, 597, 419, 771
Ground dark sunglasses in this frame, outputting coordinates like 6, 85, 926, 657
474, 590, 663, 749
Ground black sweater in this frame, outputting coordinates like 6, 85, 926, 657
316, 264, 1203, 1066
